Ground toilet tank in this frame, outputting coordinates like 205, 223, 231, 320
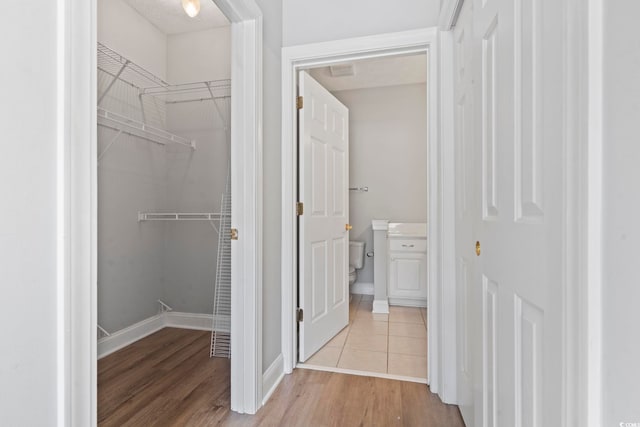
349, 241, 366, 269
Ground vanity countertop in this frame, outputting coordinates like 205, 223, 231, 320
387, 222, 427, 239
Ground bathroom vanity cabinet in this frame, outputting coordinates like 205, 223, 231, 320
388, 237, 428, 305
371, 221, 428, 312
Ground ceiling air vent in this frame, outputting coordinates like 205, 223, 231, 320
329, 64, 356, 77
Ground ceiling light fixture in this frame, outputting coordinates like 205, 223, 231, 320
181, 0, 201, 18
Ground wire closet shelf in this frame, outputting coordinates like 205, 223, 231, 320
97, 42, 231, 148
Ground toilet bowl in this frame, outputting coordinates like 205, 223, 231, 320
349, 241, 366, 286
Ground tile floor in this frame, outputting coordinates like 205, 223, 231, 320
304, 294, 428, 380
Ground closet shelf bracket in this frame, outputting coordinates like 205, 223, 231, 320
157, 300, 173, 313
97, 325, 110, 339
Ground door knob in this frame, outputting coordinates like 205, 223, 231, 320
475, 241, 481, 256
345, 224, 353, 231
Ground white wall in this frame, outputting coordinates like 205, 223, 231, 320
0, 1, 59, 424
332, 84, 428, 287
282, 0, 439, 46
602, 0, 640, 423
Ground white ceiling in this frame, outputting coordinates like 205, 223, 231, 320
123, 0, 230, 35
308, 54, 427, 92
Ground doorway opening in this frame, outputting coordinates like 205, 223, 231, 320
295, 54, 429, 381
64, 0, 264, 420
281, 28, 448, 395
95, 0, 232, 421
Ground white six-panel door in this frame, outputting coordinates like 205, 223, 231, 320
454, 1, 481, 424
298, 71, 350, 362
456, 0, 565, 425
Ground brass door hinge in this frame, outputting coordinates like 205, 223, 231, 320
296, 202, 304, 216
296, 96, 304, 110
296, 308, 304, 322
230, 228, 238, 240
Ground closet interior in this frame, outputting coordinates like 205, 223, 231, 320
96, 0, 232, 363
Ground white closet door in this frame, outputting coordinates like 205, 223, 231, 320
469, 0, 565, 425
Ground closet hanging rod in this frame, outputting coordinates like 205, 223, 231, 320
98, 107, 196, 150
138, 212, 229, 222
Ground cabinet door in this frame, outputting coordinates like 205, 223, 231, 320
389, 252, 427, 299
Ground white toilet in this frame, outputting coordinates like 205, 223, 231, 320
348, 241, 366, 285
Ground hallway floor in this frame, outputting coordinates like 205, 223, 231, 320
98, 327, 461, 426
301, 294, 428, 381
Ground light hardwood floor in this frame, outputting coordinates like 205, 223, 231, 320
98, 328, 465, 426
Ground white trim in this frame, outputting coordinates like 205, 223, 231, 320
227, 9, 264, 414
350, 281, 374, 295
280, 28, 457, 404
66, 0, 264, 422
165, 312, 217, 331
262, 354, 285, 405
297, 364, 427, 385
59, 0, 96, 425
372, 300, 390, 314
586, 0, 603, 424
562, 0, 592, 425
438, 29, 458, 405
56, 0, 69, 424
388, 297, 428, 308
97, 312, 223, 359
97, 315, 165, 359
438, 0, 465, 31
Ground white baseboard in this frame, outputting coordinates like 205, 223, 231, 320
262, 353, 285, 405
165, 312, 215, 331
98, 311, 219, 359
97, 314, 165, 359
389, 297, 428, 308
372, 299, 390, 314
350, 281, 374, 295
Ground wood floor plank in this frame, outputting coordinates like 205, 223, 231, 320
99, 328, 465, 426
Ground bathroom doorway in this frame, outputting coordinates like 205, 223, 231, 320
294, 52, 430, 382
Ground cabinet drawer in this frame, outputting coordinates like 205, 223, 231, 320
389, 238, 427, 252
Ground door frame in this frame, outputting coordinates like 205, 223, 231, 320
59, 0, 264, 423
280, 28, 459, 402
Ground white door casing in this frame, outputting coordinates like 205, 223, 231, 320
453, 0, 480, 423
281, 28, 446, 395
62, 0, 265, 422
298, 71, 350, 362
458, 0, 565, 425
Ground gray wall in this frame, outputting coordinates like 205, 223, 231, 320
97, 0, 170, 333
282, 0, 440, 46
257, 0, 284, 373
164, 27, 231, 314
602, 0, 640, 423
98, 1, 231, 331
333, 84, 428, 287
0, 1, 58, 423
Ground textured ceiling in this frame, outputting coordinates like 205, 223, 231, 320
123, 0, 229, 35
309, 54, 427, 92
